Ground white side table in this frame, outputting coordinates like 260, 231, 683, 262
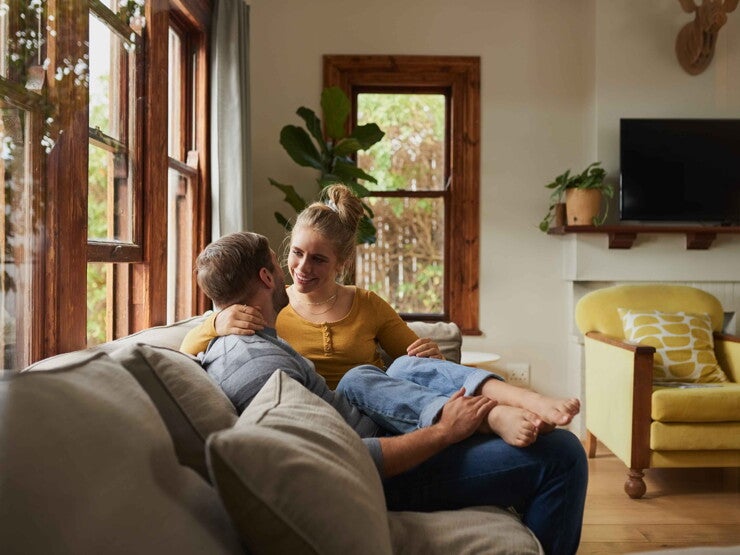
460, 351, 501, 369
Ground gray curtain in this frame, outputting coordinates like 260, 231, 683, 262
210, 0, 251, 238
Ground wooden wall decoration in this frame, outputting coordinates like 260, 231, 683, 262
676, 0, 738, 75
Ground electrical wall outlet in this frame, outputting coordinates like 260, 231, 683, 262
498, 362, 530, 388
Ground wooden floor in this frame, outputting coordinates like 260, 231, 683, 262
578, 444, 740, 554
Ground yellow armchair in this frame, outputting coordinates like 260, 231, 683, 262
575, 284, 740, 498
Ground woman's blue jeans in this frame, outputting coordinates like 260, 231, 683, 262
336, 356, 588, 555
337, 355, 500, 433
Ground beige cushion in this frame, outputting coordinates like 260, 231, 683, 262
380, 320, 463, 366
619, 309, 728, 383
1, 351, 242, 554
109, 343, 238, 481
408, 321, 463, 363
388, 506, 543, 555
97, 313, 210, 352
206, 369, 393, 555
24, 314, 211, 371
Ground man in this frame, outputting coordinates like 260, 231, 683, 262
198, 232, 587, 555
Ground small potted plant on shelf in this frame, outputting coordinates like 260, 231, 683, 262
539, 162, 614, 231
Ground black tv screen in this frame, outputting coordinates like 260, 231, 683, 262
620, 118, 740, 224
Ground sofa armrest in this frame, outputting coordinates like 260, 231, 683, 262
583, 332, 654, 470
714, 332, 740, 383
379, 321, 462, 367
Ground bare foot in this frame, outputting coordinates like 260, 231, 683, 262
526, 394, 580, 427
487, 406, 542, 447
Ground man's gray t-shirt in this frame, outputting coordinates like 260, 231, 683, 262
201, 329, 382, 469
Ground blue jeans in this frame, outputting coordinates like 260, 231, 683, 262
337, 356, 499, 433
337, 356, 588, 555
383, 429, 587, 555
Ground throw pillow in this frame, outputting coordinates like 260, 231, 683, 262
5, 351, 242, 554
206, 369, 393, 555
618, 309, 729, 383
110, 343, 238, 481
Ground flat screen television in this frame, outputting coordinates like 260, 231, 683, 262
620, 118, 740, 224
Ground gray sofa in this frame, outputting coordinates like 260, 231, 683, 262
0, 315, 542, 554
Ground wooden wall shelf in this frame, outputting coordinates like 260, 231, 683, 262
547, 225, 740, 249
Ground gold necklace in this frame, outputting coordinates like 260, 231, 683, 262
303, 295, 338, 315
303, 292, 338, 306
299, 288, 340, 315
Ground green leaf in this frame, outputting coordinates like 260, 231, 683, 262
322, 86, 350, 142
268, 178, 308, 213
332, 138, 363, 157
333, 159, 378, 184
357, 214, 377, 245
349, 123, 385, 149
274, 212, 294, 231
296, 107, 327, 155
280, 125, 324, 170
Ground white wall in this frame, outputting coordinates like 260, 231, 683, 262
246, 0, 740, 417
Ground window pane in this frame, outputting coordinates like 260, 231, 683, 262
89, 13, 123, 140
1, 102, 39, 370
0, 2, 9, 79
355, 197, 444, 314
168, 27, 182, 159
357, 93, 446, 191
88, 12, 136, 244
167, 168, 194, 323
88, 142, 133, 242
86, 262, 110, 347
1, 2, 47, 84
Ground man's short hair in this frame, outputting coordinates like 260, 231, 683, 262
195, 232, 274, 308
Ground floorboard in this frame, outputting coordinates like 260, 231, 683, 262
577, 444, 740, 554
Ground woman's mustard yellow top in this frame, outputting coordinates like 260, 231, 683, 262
180, 287, 419, 389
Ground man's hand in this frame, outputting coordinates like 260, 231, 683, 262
436, 388, 497, 446
378, 389, 496, 478
406, 337, 445, 359
214, 304, 266, 336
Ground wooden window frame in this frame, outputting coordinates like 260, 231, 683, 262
324, 55, 481, 334
8, 0, 213, 360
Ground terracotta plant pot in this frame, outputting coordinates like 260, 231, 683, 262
566, 188, 601, 226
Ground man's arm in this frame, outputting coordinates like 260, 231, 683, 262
377, 389, 496, 478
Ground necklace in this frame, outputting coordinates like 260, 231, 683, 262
298, 288, 340, 315
303, 292, 338, 306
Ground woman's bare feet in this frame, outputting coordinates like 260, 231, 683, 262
526, 395, 580, 427
486, 406, 542, 447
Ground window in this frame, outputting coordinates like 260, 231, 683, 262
0, 0, 211, 366
86, 1, 144, 346
324, 56, 481, 334
0, 0, 48, 368
355, 92, 447, 316
166, 12, 209, 323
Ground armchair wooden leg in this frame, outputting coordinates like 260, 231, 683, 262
586, 430, 597, 458
625, 468, 646, 499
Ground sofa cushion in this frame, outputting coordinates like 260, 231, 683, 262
380, 320, 463, 367
206, 369, 393, 555
652, 383, 740, 422
1, 351, 242, 555
388, 506, 543, 555
97, 313, 210, 352
109, 343, 238, 481
619, 309, 728, 383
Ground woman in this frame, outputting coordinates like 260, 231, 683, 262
181, 184, 444, 388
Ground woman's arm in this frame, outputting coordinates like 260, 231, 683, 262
369, 291, 444, 360
180, 305, 266, 355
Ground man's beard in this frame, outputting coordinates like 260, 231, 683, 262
272, 282, 290, 313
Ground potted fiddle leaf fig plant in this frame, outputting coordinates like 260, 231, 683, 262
539, 162, 614, 231
269, 86, 385, 244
